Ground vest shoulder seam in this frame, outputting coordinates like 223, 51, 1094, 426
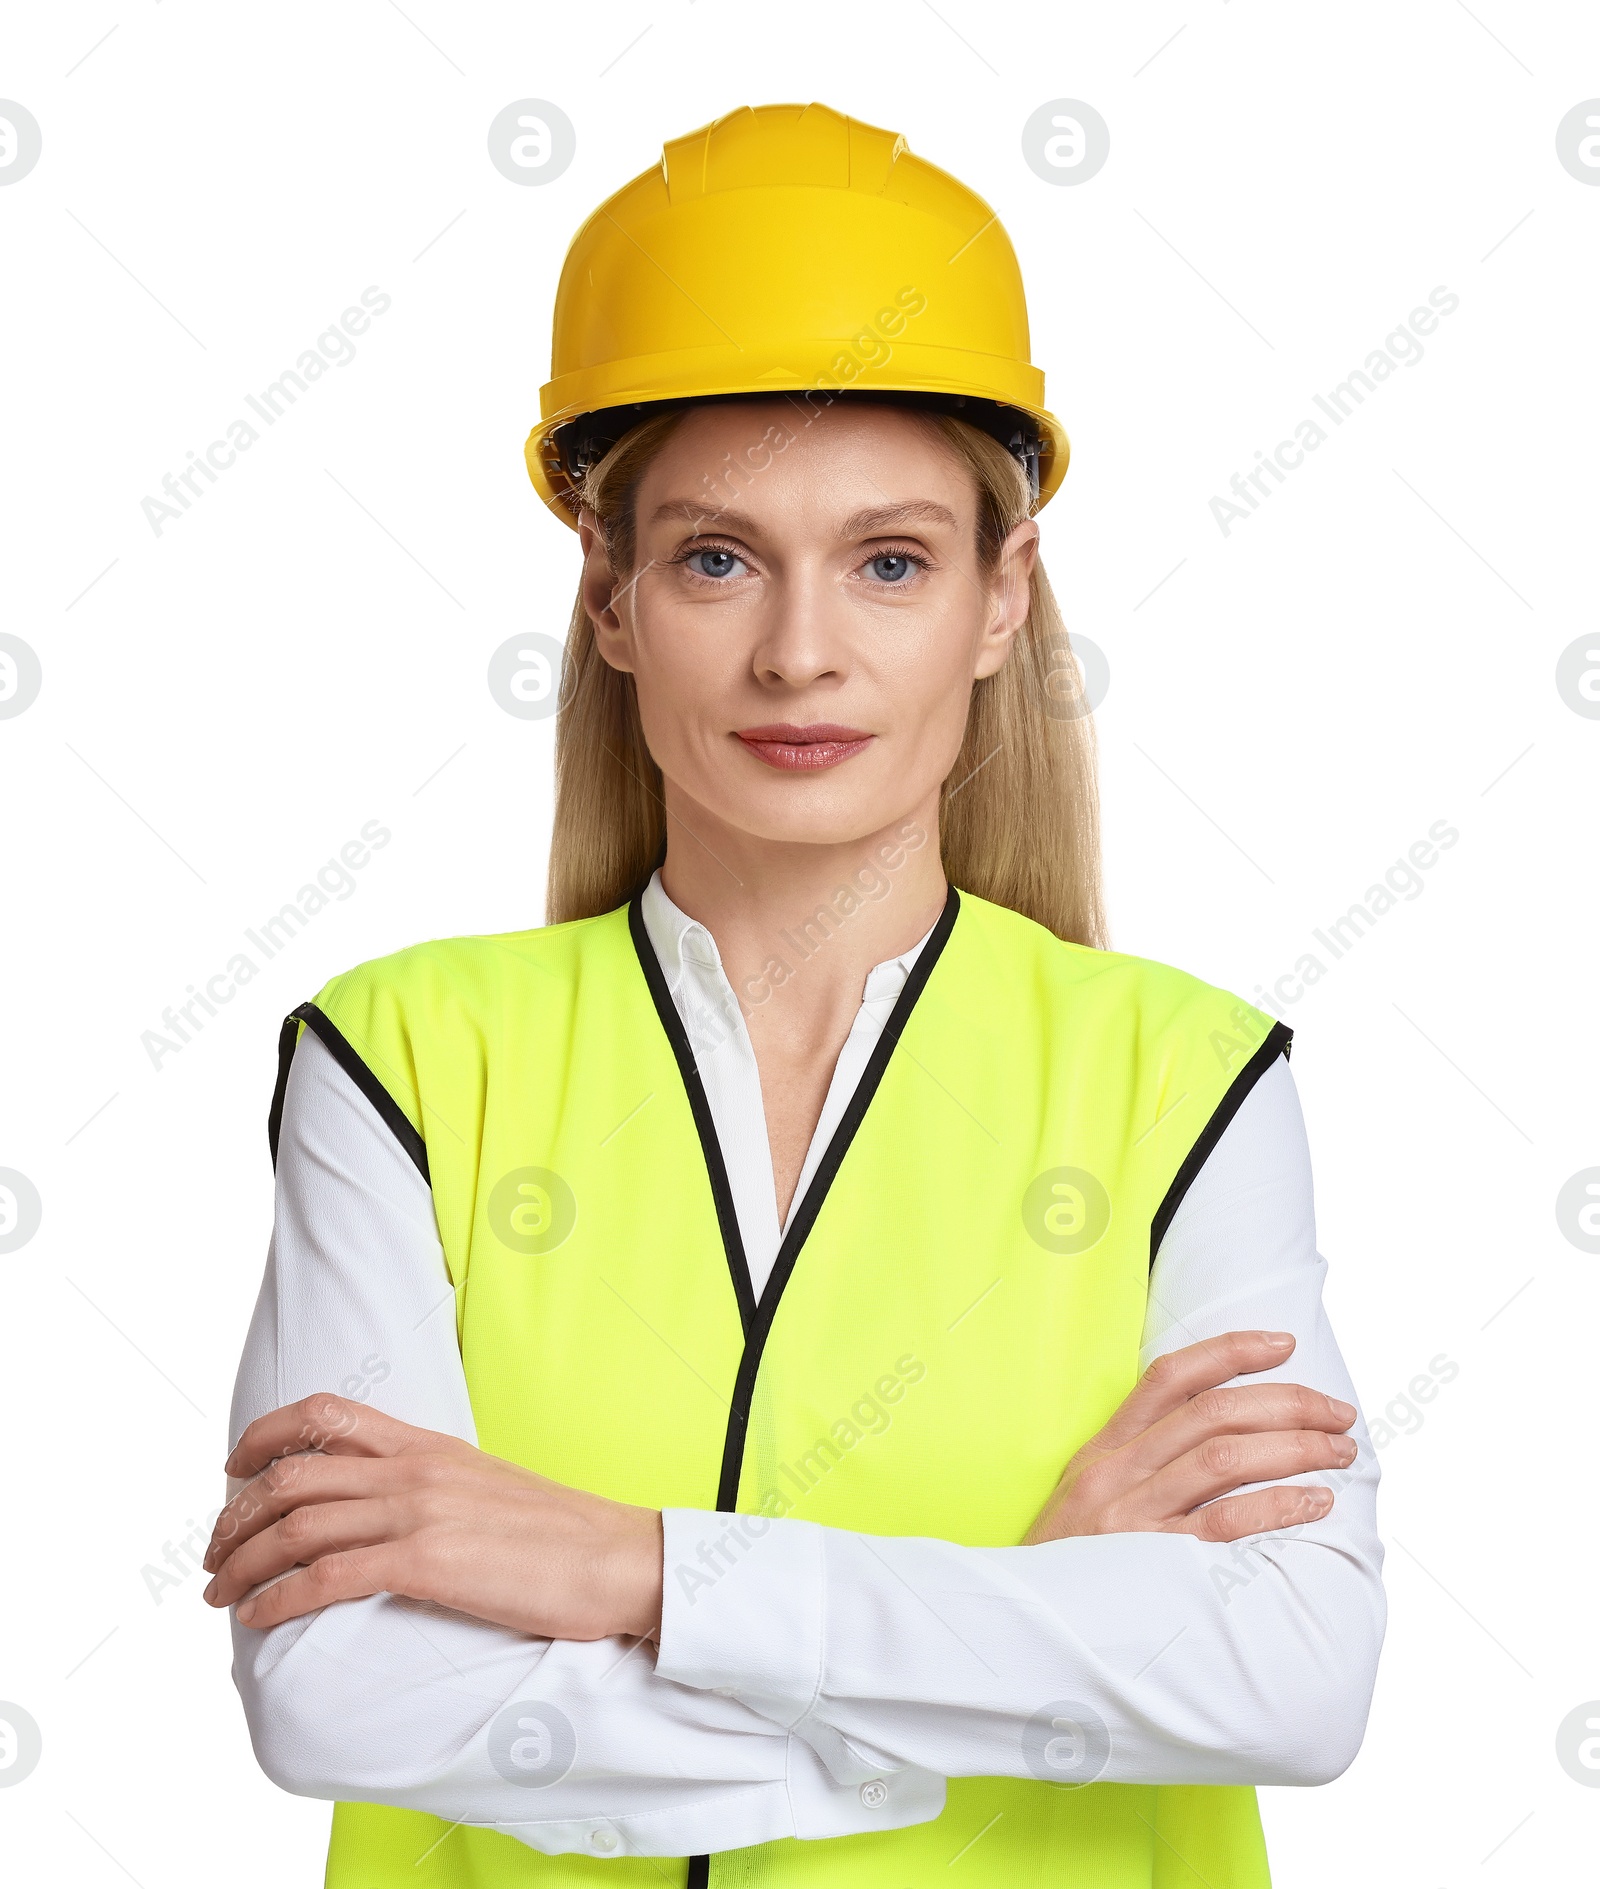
308, 908, 632, 1010
954, 893, 1263, 1009
270, 1002, 432, 1185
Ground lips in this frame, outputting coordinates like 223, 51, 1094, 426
735, 723, 875, 771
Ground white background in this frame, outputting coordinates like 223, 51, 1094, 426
2, 3, 1596, 1884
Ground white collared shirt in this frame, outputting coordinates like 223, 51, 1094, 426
227, 871, 1383, 1859
641, 870, 939, 1301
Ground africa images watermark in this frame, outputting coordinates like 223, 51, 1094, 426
1214, 1351, 1459, 1607
687, 286, 930, 521
1209, 285, 1460, 537
682, 819, 933, 1061
142, 1509, 223, 1607
141, 819, 390, 1069
142, 1355, 390, 1605
672, 1352, 928, 1606
140, 286, 392, 536
1250, 818, 1459, 1015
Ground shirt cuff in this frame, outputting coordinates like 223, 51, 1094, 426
655, 1508, 946, 1827
656, 1509, 826, 1724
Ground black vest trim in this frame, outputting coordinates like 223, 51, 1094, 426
626, 883, 961, 1509
632, 883, 960, 1889
628, 895, 759, 1338
267, 1001, 432, 1185
718, 884, 961, 1509
1148, 1020, 1293, 1271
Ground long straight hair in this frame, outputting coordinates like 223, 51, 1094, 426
544, 404, 1108, 948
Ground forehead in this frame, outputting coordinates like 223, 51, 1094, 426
636, 398, 974, 535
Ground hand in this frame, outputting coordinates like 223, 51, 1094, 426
201, 1394, 664, 1640
1025, 1330, 1357, 1545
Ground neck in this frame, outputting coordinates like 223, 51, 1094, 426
657, 786, 949, 1018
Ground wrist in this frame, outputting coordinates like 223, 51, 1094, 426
609, 1506, 664, 1640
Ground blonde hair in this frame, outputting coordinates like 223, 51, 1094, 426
544, 402, 1107, 948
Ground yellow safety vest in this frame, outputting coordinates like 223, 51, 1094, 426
270, 887, 1289, 1887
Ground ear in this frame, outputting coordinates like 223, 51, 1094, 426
578, 507, 636, 674
972, 518, 1040, 681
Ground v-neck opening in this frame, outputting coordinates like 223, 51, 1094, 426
627, 895, 759, 1337
625, 883, 963, 1512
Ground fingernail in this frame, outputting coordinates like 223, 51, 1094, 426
236, 1599, 256, 1624
1334, 1437, 1358, 1464
202, 1579, 217, 1604
1261, 1331, 1294, 1348
1331, 1398, 1356, 1422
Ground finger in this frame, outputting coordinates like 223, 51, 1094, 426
1090, 1332, 1305, 1453
1150, 1427, 1359, 1516
231, 1544, 405, 1630
225, 1394, 457, 1479
204, 1454, 419, 1571
1123, 1379, 1358, 1480
1169, 1481, 1337, 1543
205, 1497, 402, 1606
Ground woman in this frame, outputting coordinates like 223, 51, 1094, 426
207, 104, 1383, 1887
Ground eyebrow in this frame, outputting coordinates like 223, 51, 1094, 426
843, 500, 961, 537
648, 498, 961, 538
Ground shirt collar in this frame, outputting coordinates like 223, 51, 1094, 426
640, 868, 937, 1008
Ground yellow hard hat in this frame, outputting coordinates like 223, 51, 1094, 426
525, 102, 1069, 528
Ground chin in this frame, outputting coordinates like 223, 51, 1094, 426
699, 772, 907, 850
726, 804, 894, 849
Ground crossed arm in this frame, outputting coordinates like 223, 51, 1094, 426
206, 1331, 1357, 1637
209, 1029, 1383, 1855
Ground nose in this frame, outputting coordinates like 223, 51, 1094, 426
749, 560, 847, 690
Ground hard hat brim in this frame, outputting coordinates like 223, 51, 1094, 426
526, 367, 1069, 530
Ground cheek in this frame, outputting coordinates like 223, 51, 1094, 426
875, 612, 983, 747
626, 608, 745, 768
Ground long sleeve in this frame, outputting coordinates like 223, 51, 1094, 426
653, 1053, 1386, 1790
227, 1027, 943, 1857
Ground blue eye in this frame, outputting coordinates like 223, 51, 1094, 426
687, 547, 743, 579
870, 554, 915, 582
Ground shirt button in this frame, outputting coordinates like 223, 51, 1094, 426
590, 1829, 619, 1852
859, 1780, 889, 1810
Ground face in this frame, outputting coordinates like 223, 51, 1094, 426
578, 399, 1039, 850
